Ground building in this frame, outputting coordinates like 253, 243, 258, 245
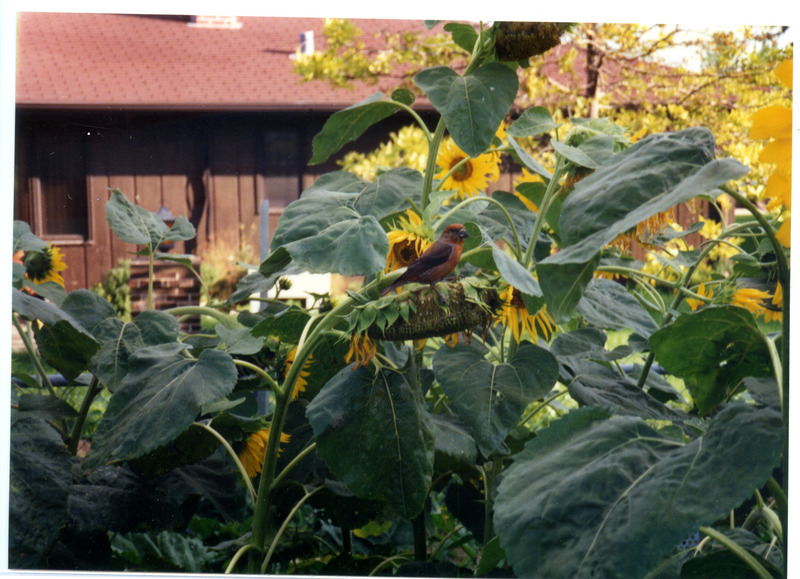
14, 13, 445, 292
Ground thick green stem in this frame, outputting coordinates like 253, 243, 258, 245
722, 187, 790, 426
524, 156, 567, 268
421, 119, 447, 211
248, 279, 382, 571
271, 442, 317, 490
68, 376, 102, 455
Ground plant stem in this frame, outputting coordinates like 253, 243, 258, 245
271, 442, 317, 490
234, 359, 281, 397
165, 305, 239, 329
68, 376, 102, 455
147, 250, 155, 310
12, 315, 57, 398
421, 119, 447, 211
260, 486, 323, 573
524, 156, 567, 268
193, 421, 257, 505
698, 526, 773, 579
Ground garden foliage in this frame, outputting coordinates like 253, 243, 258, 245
10, 20, 789, 577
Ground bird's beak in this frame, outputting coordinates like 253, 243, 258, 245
459, 229, 470, 239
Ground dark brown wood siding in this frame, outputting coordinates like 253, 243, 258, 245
14, 109, 435, 291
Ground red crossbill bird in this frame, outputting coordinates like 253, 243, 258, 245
380, 223, 469, 299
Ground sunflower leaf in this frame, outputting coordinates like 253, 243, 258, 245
415, 63, 518, 157
306, 362, 434, 518
432, 342, 558, 457
310, 92, 406, 165
270, 168, 422, 276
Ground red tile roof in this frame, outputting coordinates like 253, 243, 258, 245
16, 12, 436, 111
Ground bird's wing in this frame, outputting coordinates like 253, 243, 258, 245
406, 240, 454, 275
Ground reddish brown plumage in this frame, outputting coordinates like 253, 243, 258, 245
380, 223, 469, 296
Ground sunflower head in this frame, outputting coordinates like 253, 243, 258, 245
494, 285, 557, 343
22, 244, 67, 286
435, 138, 501, 200
386, 211, 432, 273
238, 429, 291, 479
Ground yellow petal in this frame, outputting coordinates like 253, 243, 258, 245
765, 171, 791, 210
776, 216, 791, 247
759, 138, 792, 166
774, 59, 793, 90
749, 106, 792, 141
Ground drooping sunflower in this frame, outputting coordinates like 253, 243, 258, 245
764, 282, 784, 323
284, 348, 312, 400
21, 244, 67, 286
608, 208, 676, 252
238, 429, 291, 479
385, 210, 432, 273
435, 138, 501, 200
494, 286, 556, 343
730, 286, 773, 318
750, 59, 792, 247
345, 333, 377, 368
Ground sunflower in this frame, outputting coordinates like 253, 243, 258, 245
386, 210, 432, 273
21, 244, 67, 286
284, 348, 312, 400
750, 59, 792, 247
764, 282, 783, 323
435, 138, 501, 199
609, 208, 676, 252
345, 333, 377, 368
493, 286, 557, 343
238, 429, 291, 479
730, 286, 773, 318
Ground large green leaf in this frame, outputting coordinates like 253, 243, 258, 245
537, 128, 749, 321
12, 289, 101, 381
507, 106, 561, 137
537, 253, 601, 322
310, 92, 406, 165
565, 360, 691, 425
649, 306, 774, 415
576, 278, 658, 338
270, 168, 422, 276
91, 310, 180, 391
494, 403, 784, 579
491, 245, 541, 297
306, 364, 435, 518
85, 344, 237, 468
414, 63, 518, 157
106, 189, 195, 252
432, 342, 559, 457
9, 415, 72, 569
13, 220, 48, 252
111, 531, 211, 573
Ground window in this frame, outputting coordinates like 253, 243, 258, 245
262, 129, 302, 209
30, 130, 89, 239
